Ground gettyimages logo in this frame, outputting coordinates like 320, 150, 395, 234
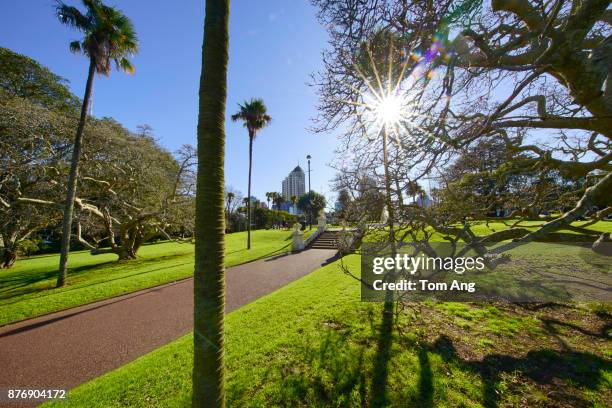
361, 242, 611, 303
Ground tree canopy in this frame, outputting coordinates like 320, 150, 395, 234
313, 0, 611, 259
0, 47, 80, 113
0, 49, 194, 265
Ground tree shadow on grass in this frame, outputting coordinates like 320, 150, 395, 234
0, 252, 189, 302
370, 299, 394, 407
229, 301, 410, 407
427, 335, 610, 408
228, 328, 370, 407
0, 260, 115, 298
417, 348, 434, 408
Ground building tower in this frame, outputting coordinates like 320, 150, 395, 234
282, 165, 305, 213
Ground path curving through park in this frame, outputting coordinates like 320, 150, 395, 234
0, 249, 337, 406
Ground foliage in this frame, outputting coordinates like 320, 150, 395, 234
56, 0, 138, 76
0, 45, 201, 265
297, 191, 327, 223
252, 207, 297, 229
0, 47, 80, 113
231, 97, 272, 250
0, 91, 74, 265
15, 238, 42, 257
312, 0, 611, 259
0, 78, 194, 263
230, 98, 272, 139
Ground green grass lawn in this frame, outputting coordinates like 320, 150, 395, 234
363, 220, 611, 244
0, 229, 309, 326
465, 219, 612, 237
45, 253, 611, 407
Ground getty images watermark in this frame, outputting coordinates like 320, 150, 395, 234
360, 242, 611, 303
371, 252, 485, 293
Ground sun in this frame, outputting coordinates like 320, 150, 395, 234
374, 94, 402, 126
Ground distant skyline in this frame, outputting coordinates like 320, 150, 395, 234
0, 1, 338, 204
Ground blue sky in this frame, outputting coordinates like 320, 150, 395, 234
0, 0, 338, 203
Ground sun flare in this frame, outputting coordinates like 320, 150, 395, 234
375, 94, 402, 126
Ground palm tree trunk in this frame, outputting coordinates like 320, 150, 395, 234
192, 0, 229, 406
57, 58, 96, 287
247, 133, 253, 249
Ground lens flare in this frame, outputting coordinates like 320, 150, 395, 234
375, 94, 402, 126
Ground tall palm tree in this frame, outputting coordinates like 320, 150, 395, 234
273, 193, 284, 213
265, 191, 274, 210
192, 0, 229, 406
225, 191, 235, 214
291, 195, 298, 214
55, 0, 138, 287
225, 191, 235, 232
231, 98, 271, 249
273, 193, 285, 228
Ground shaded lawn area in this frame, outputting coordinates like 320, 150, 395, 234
464, 219, 612, 237
0, 229, 309, 326
45, 253, 611, 408
365, 220, 612, 242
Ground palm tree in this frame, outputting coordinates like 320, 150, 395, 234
192, 0, 229, 406
290, 195, 298, 214
273, 193, 285, 228
265, 191, 274, 210
406, 181, 423, 204
273, 193, 284, 212
55, 0, 138, 287
231, 98, 271, 249
225, 191, 235, 214
225, 191, 235, 232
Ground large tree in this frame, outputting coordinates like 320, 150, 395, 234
0, 47, 80, 113
0, 105, 188, 264
0, 49, 79, 267
55, 0, 138, 287
192, 0, 230, 406
0, 92, 73, 267
312, 0, 611, 258
67, 119, 184, 260
297, 191, 327, 225
231, 98, 272, 249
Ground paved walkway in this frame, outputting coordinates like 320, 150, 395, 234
0, 249, 337, 398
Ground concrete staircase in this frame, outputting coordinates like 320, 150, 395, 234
309, 230, 341, 250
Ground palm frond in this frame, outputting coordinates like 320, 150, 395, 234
231, 98, 272, 133
69, 40, 82, 54
57, 0, 138, 76
116, 57, 135, 74
55, 2, 91, 30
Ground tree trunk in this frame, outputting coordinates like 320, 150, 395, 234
57, 59, 96, 288
382, 125, 396, 255
193, 0, 229, 406
247, 132, 253, 249
2, 248, 17, 269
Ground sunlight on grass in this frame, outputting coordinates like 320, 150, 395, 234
0, 230, 301, 326
43, 254, 611, 407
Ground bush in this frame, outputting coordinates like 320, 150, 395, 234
16, 238, 42, 256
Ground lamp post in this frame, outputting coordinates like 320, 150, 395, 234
306, 154, 312, 230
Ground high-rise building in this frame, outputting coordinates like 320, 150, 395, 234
282, 165, 305, 203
